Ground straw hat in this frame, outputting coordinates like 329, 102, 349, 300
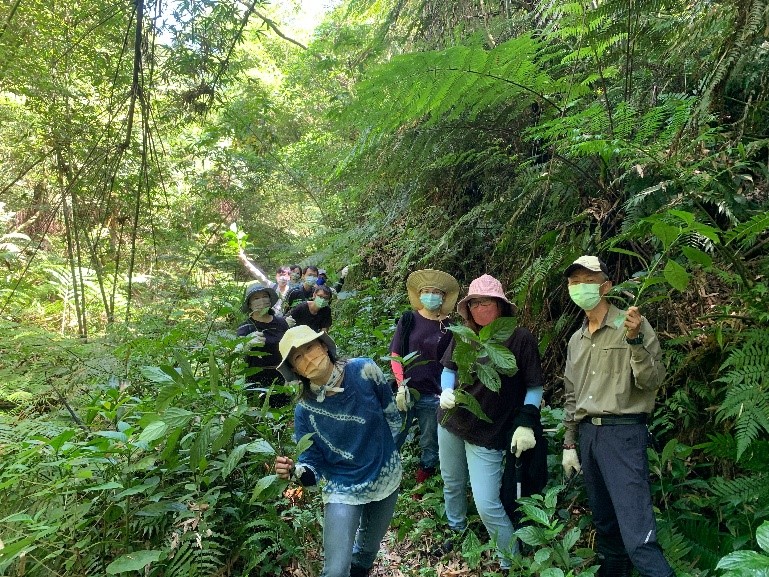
277, 325, 337, 382
406, 269, 460, 316
241, 283, 279, 313
456, 274, 517, 320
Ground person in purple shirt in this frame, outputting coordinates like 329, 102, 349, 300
390, 269, 459, 484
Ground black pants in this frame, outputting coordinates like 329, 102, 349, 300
579, 421, 674, 577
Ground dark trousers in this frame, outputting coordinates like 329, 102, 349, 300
579, 421, 674, 577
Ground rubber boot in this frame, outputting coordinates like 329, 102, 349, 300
349, 563, 370, 577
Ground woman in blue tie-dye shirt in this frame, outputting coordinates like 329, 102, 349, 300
274, 326, 402, 577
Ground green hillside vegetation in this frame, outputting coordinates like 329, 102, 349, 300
1, 0, 768, 575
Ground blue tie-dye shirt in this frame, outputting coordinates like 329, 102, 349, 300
294, 358, 402, 505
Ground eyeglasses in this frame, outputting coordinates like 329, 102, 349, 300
468, 298, 497, 309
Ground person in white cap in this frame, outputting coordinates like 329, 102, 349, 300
273, 326, 402, 577
236, 283, 290, 407
437, 274, 544, 572
390, 269, 460, 487
562, 255, 673, 577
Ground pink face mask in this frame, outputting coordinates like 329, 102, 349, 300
470, 303, 500, 326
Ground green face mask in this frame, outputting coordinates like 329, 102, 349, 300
314, 297, 328, 308
568, 283, 604, 311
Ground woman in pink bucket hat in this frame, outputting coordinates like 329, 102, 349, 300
437, 274, 545, 572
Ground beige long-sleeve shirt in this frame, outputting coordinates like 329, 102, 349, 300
563, 304, 666, 445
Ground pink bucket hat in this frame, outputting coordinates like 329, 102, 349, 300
457, 274, 517, 320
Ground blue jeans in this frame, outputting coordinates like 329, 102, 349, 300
320, 488, 399, 577
438, 425, 518, 567
395, 393, 439, 469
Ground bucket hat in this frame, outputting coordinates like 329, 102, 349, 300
563, 255, 609, 278
241, 283, 279, 313
277, 325, 338, 382
457, 274, 517, 320
406, 269, 460, 316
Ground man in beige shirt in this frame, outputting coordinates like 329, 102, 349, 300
561, 256, 674, 577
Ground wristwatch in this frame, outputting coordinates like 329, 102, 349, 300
625, 332, 644, 345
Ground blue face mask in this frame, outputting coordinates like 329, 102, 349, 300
420, 293, 443, 311
304, 275, 318, 286
314, 297, 328, 308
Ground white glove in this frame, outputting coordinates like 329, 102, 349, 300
285, 316, 296, 328
248, 331, 266, 348
439, 389, 456, 410
510, 427, 536, 458
395, 386, 410, 412
340, 266, 349, 278
562, 448, 581, 476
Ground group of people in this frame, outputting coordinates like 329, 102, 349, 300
236, 264, 349, 405
246, 256, 674, 577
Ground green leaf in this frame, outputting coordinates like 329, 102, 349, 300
519, 502, 552, 527
190, 423, 211, 471
668, 209, 695, 225
515, 525, 547, 546
0, 537, 34, 565
295, 432, 314, 456
663, 259, 689, 291
757, 521, 769, 553
475, 362, 501, 392
651, 221, 680, 250
447, 324, 479, 344
140, 366, 176, 385
211, 416, 239, 453
453, 390, 492, 422
160, 407, 195, 429
482, 343, 519, 373
534, 547, 552, 563
84, 481, 123, 492
139, 421, 169, 444
221, 444, 249, 479
245, 439, 276, 454
716, 550, 769, 570
479, 316, 517, 343
250, 474, 283, 502
681, 245, 712, 268
106, 550, 163, 574
606, 247, 643, 260
541, 569, 565, 577
209, 350, 219, 392
562, 526, 580, 551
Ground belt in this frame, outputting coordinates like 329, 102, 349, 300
587, 414, 647, 426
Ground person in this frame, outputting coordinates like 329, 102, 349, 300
437, 274, 544, 571
271, 266, 292, 313
288, 264, 303, 290
318, 266, 350, 295
286, 265, 320, 308
273, 326, 402, 577
390, 269, 459, 485
236, 283, 291, 407
286, 284, 333, 333
561, 255, 673, 577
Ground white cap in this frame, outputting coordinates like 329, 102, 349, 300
564, 255, 609, 277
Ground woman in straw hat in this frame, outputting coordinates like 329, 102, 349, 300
273, 326, 402, 577
437, 274, 544, 571
390, 269, 460, 486
237, 283, 290, 407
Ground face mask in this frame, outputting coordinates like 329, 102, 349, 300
314, 297, 328, 308
568, 283, 604, 311
290, 273, 301, 282
277, 275, 289, 285
471, 304, 500, 326
304, 275, 318, 286
420, 293, 443, 311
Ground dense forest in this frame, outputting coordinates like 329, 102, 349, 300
1, 0, 768, 575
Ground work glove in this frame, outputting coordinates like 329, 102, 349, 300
285, 316, 296, 328
510, 426, 536, 458
395, 385, 410, 412
562, 448, 581, 477
248, 331, 266, 348
439, 389, 456, 410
